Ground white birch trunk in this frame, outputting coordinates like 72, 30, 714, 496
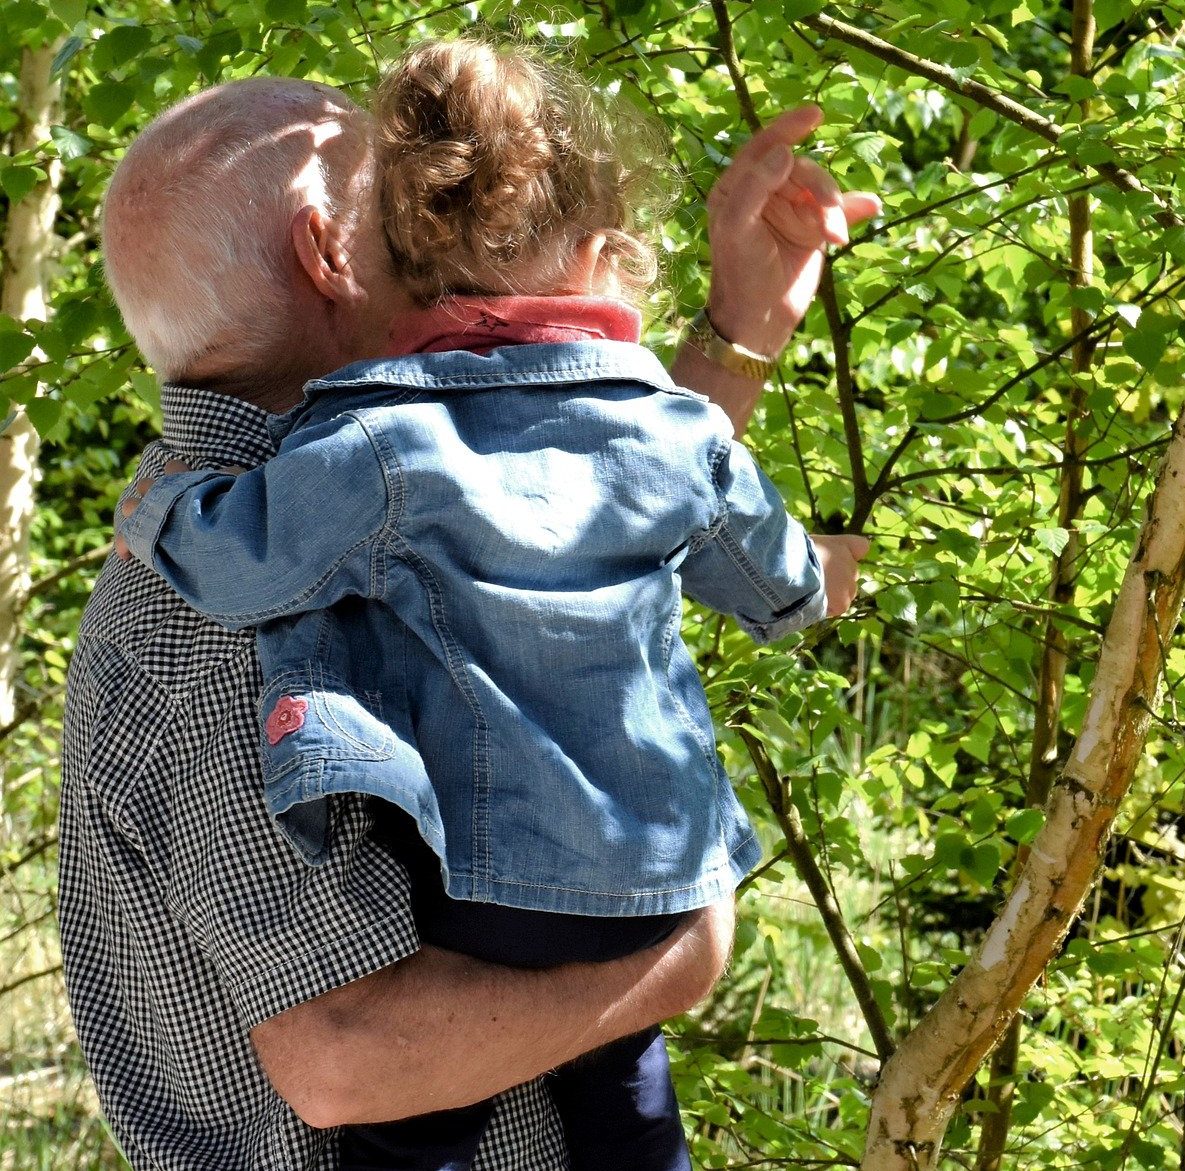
0, 43, 63, 731
861, 406, 1185, 1170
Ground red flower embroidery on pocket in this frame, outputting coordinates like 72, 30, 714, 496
265, 696, 308, 745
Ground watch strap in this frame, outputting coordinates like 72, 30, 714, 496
686, 309, 777, 383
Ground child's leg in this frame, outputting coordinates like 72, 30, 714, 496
337, 1103, 493, 1171
548, 1026, 689, 1171
338, 816, 496, 1171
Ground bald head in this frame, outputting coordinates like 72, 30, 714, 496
103, 77, 376, 393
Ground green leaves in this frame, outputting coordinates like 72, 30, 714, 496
49, 124, 91, 160
91, 23, 153, 72
0, 160, 47, 205
0, 318, 36, 373
7, 2, 1185, 1166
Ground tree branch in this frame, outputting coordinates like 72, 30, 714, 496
1, 831, 55, 876
708, 0, 761, 133
861, 403, 1185, 1169
20, 542, 110, 608
977, 7, 1097, 1156
0, 964, 62, 999
819, 261, 873, 528
799, 12, 1176, 226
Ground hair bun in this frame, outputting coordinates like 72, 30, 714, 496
374, 38, 667, 304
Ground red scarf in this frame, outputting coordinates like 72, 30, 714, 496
387, 295, 642, 356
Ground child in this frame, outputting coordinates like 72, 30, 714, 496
119, 38, 840, 1170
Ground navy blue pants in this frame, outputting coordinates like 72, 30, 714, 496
338, 813, 691, 1171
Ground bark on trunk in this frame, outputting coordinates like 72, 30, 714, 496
0, 43, 63, 729
861, 404, 1185, 1170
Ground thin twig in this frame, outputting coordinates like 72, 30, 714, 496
819, 262, 872, 525
1, 833, 55, 877
0, 699, 41, 745
708, 0, 761, 133
682, 1031, 880, 1060
21, 543, 110, 605
0, 964, 62, 999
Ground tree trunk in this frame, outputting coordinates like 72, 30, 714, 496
0, 43, 63, 729
861, 403, 1185, 1170
974, 5, 1096, 1165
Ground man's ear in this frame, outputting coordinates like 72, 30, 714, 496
291, 205, 359, 302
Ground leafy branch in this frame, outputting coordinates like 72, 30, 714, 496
799, 11, 1177, 225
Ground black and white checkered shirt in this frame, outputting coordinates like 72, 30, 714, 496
59, 385, 569, 1170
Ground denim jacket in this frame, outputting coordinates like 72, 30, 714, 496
122, 342, 825, 916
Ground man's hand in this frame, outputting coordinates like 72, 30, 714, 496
810, 533, 871, 618
706, 106, 882, 359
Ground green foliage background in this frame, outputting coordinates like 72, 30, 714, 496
3, 1, 1185, 1167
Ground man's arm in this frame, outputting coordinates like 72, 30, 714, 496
671, 106, 881, 435
252, 899, 733, 1127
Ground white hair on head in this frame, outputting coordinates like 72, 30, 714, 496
102, 77, 370, 380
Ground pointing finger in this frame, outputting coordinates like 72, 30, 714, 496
727, 105, 823, 173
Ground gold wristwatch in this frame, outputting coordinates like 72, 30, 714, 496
685, 309, 777, 383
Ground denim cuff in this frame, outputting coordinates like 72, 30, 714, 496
119, 470, 226, 570
738, 581, 828, 644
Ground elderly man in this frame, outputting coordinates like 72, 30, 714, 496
60, 75, 875, 1169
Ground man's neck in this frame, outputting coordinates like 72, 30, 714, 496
179, 369, 306, 414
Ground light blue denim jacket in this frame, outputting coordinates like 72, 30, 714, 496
121, 341, 825, 916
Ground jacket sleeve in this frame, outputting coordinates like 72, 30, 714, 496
679, 440, 826, 644
118, 414, 390, 629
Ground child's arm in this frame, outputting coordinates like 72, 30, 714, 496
116, 415, 389, 629
680, 441, 847, 644
810, 534, 870, 618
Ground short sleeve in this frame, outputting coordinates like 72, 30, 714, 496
208, 796, 423, 1028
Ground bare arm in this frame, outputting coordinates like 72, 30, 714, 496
671, 106, 881, 436
252, 898, 733, 1127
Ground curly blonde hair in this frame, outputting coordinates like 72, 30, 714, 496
373, 38, 669, 306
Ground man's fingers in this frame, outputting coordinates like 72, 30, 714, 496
848, 535, 871, 560
114, 534, 131, 561
843, 191, 882, 227
162, 458, 194, 476
710, 105, 826, 227
785, 157, 848, 246
728, 105, 823, 172
710, 141, 795, 231
760, 192, 829, 250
